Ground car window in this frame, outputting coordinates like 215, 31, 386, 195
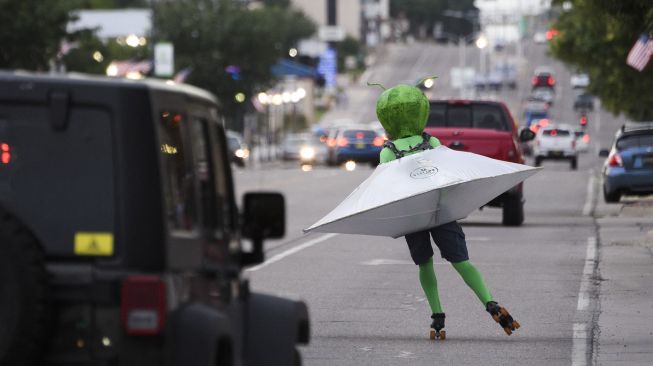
427, 103, 510, 131
159, 111, 197, 234
616, 134, 653, 149
343, 130, 376, 139
542, 129, 571, 136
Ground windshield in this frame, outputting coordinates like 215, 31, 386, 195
616, 133, 653, 149
428, 103, 511, 131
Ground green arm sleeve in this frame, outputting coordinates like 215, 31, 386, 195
379, 148, 396, 164
429, 136, 442, 148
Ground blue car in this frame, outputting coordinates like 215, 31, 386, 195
327, 127, 384, 166
601, 123, 653, 202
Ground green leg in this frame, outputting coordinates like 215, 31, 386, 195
452, 260, 493, 305
418, 257, 443, 314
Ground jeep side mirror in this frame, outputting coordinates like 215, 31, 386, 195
240, 192, 285, 266
599, 149, 610, 157
519, 128, 536, 142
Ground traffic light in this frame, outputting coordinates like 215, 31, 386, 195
580, 115, 588, 126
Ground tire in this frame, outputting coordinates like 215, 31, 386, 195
570, 157, 578, 170
502, 193, 524, 226
0, 210, 49, 366
294, 348, 302, 366
603, 185, 621, 203
534, 157, 542, 167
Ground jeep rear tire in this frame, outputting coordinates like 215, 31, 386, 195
534, 157, 542, 167
502, 194, 524, 226
0, 211, 49, 366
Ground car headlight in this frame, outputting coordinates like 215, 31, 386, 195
235, 148, 249, 159
299, 146, 316, 160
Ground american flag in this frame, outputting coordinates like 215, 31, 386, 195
626, 34, 653, 71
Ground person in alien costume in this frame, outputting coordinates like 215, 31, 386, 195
374, 79, 520, 340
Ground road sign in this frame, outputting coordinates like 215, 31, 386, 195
317, 48, 338, 90
319, 26, 345, 42
154, 42, 174, 77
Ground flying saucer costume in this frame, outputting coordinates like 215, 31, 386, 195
375, 83, 520, 339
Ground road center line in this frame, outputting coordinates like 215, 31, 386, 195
582, 169, 596, 216
246, 233, 338, 272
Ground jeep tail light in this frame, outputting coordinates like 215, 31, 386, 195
1, 143, 9, 164
547, 76, 555, 86
121, 276, 166, 336
373, 137, 384, 147
531, 76, 538, 86
580, 115, 587, 126
337, 138, 349, 147
607, 152, 623, 167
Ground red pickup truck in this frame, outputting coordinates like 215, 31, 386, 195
424, 100, 535, 226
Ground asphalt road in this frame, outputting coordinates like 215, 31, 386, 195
233, 40, 623, 365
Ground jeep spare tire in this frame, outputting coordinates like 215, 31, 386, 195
0, 211, 49, 366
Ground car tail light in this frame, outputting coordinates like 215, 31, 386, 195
326, 138, 336, 148
121, 276, 166, 336
356, 132, 364, 139
547, 76, 555, 86
337, 138, 349, 147
1, 143, 9, 164
580, 115, 587, 126
607, 152, 623, 167
582, 134, 590, 143
531, 76, 538, 86
539, 119, 549, 128
550, 129, 558, 137
373, 137, 384, 147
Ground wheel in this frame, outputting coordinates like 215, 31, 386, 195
603, 185, 621, 203
570, 157, 578, 170
534, 157, 542, 167
502, 193, 524, 226
0, 209, 49, 366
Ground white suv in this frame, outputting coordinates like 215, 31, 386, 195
533, 124, 579, 170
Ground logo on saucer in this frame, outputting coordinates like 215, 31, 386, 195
410, 166, 438, 179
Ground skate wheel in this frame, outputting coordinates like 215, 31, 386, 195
429, 329, 436, 340
439, 330, 446, 340
504, 327, 512, 336
513, 321, 521, 329
492, 314, 500, 323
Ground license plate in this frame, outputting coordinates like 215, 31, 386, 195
356, 142, 365, 149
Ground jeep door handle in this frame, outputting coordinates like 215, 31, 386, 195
449, 141, 465, 150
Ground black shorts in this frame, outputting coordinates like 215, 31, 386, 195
404, 221, 469, 265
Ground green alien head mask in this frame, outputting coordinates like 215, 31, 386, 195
372, 77, 435, 139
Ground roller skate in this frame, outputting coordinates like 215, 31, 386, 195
429, 313, 446, 340
486, 301, 520, 336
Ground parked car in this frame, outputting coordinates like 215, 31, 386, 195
600, 123, 653, 202
0, 72, 309, 366
282, 133, 328, 165
574, 93, 595, 112
425, 100, 536, 226
533, 124, 579, 169
326, 126, 384, 166
227, 130, 249, 167
570, 73, 590, 88
523, 107, 549, 129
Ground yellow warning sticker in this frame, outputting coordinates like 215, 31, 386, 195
74, 232, 114, 256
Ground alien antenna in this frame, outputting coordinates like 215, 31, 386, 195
366, 82, 387, 90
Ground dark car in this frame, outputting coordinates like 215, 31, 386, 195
531, 69, 556, 89
282, 133, 328, 165
0, 72, 309, 366
326, 126, 384, 166
573, 93, 594, 112
425, 100, 535, 226
600, 123, 653, 202
226, 130, 249, 167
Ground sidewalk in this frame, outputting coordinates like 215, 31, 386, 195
594, 196, 653, 365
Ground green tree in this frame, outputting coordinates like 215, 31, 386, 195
550, 0, 653, 120
154, 0, 315, 120
0, 0, 74, 70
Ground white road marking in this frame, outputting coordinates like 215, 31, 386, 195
577, 237, 597, 311
246, 233, 338, 272
572, 236, 598, 366
572, 323, 588, 366
582, 169, 596, 216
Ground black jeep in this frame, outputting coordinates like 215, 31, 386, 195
0, 72, 309, 365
